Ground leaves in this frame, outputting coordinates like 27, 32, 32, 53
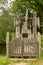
12, 0, 43, 34
0, 0, 7, 4
0, 9, 14, 44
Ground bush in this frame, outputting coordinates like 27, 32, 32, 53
0, 56, 9, 65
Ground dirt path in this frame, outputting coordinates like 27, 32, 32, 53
9, 60, 43, 65
15, 62, 28, 65
9, 62, 28, 65
9, 59, 37, 65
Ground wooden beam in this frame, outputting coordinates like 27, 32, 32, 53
20, 17, 32, 20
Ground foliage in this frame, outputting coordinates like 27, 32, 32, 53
0, 9, 14, 44
0, 44, 6, 55
0, 56, 9, 65
12, 0, 43, 34
0, 0, 43, 44
12, 0, 32, 17
41, 35, 43, 47
0, 0, 7, 4
12, 0, 43, 16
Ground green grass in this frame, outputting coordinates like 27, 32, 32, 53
27, 58, 43, 65
0, 56, 9, 65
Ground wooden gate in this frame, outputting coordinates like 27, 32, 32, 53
8, 38, 39, 57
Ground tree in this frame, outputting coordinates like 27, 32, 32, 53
0, 9, 14, 44
12, 0, 43, 14
12, 0, 43, 34
0, 0, 7, 4
12, 0, 31, 16
0, 0, 15, 44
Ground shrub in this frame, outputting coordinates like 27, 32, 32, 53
0, 56, 9, 65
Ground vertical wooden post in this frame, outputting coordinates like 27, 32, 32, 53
32, 12, 37, 40
25, 9, 28, 21
21, 41, 24, 58
37, 17, 40, 57
22, 9, 28, 30
6, 32, 9, 56
37, 17, 40, 29
15, 14, 20, 38
21, 9, 28, 39
25, 9, 28, 29
37, 32, 41, 57
21, 9, 28, 57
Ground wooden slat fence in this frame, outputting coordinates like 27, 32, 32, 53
8, 38, 39, 57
